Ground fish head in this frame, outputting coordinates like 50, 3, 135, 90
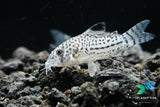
45, 41, 84, 74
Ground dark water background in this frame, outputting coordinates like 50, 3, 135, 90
3, 0, 160, 58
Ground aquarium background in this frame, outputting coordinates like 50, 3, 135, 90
4, 0, 160, 58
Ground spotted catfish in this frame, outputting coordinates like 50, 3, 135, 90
43, 20, 154, 76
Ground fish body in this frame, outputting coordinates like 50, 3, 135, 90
136, 79, 155, 95
44, 20, 154, 76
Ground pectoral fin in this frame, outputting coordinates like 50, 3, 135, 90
88, 62, 100, 77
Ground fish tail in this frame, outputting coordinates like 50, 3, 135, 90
121, 20, 155, 47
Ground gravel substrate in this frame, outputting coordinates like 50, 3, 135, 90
0, 46, 160, 107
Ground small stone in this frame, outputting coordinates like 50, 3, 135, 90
71, 86, 81, 96
30, 86, 42, 94
6, 103, 17, 107
1, 59, 24, 74
123, 45, 144, 64
102, 80, 119, 91
95, 69, 124, 78
70, 82, 100, 107
150, 67, 160, 80
10, 71, 37, 83
127, 73, 140, 82
134, 64, 144, 72
46, 88, 70, 103
0, 70, 6, 77
64, 89, 71, 98
23, 66, 34, 73
56, 102, 67, 107
43, 86, 50, 92
80, 82, 97, 93
16, 86, 31, 97
18, 95, 42, 106
144, 52, 160, 72
12, 47, 34, 59
7, 81, 25, 98
30, 104, 41, 107
21, 74, 37, 83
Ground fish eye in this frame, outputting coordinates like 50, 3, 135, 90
56, 49, 64, 56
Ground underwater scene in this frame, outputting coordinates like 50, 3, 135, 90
1, 0, 160, 107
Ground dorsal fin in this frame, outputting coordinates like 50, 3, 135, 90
111, 30, 118, 34
89, 22, 106, 31
83, 22, 106, 35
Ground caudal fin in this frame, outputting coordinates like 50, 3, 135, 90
122, 20, 155, 47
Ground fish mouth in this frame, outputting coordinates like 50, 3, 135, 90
45, 61, 53, 75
